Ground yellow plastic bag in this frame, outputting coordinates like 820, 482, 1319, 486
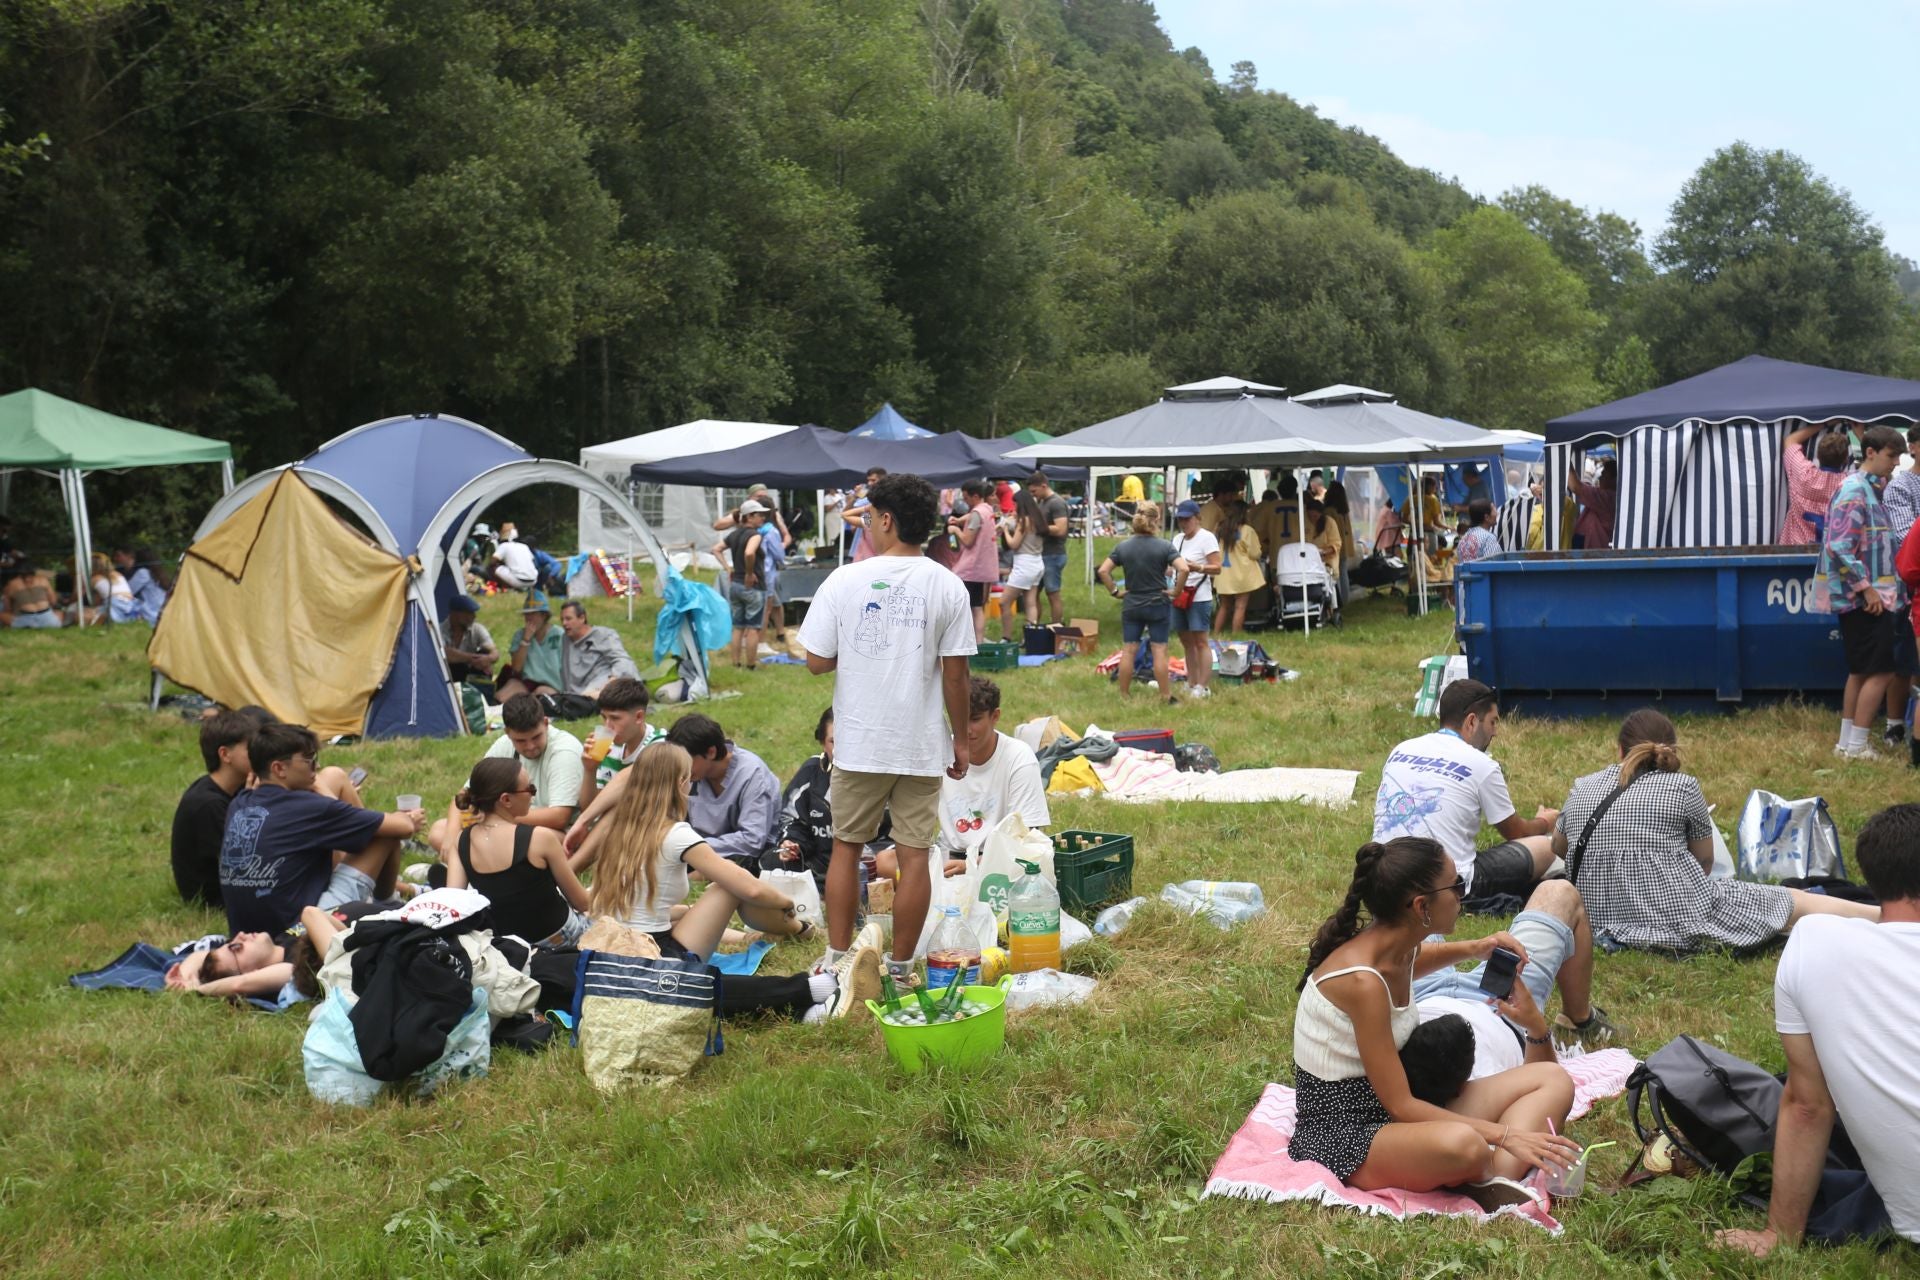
1048, 755, 1103, 795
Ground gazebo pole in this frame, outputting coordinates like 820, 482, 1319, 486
1410, 465, 1428, 617
1296, 468, 1311, 637
63, 468, 94, 627
220, 459, 235, 495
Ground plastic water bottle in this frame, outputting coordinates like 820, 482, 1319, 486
1007, 859, 1061, 973
1093, 895, 1148, 937
925, 906, 982, 990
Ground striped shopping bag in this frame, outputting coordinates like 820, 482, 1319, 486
569, 950, 722, 1092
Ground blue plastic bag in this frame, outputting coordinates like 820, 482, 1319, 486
653, 566, 732, 665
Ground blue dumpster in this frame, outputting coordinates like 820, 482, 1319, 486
1455, 549, 1846, 715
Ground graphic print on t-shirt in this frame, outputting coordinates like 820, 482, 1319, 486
220, 805, 275, 899
1374, 776, 1449, 837
851, 578, 927, 660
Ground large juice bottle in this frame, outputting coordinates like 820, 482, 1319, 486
1007, 859, 1061, 973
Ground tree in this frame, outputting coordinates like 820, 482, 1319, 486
1498, 184, 1650, 315
1149, 190, 1455, 405
1642, 143, 1905, 378
1424, 207, 1601, 431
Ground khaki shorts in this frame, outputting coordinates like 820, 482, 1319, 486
831, 768, 943, 850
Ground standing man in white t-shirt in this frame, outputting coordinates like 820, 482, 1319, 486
876, 674, 1052, 879
801, 473, 977, 988
1718, 803, 1918, 1258
1169, 499, 1223, 698
1372, 679, 1559, 909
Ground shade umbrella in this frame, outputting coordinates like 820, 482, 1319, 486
0, 388, 234, 626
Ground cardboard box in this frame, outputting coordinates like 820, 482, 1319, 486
1069, 617, 1101, 641
1053, 626, 1090, 658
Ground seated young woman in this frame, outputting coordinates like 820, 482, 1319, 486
572, 742, 879, 1020
1556, 710, 1879, 953
165, 904, 351, 1000
1292, 837, 1581, 1205
443, 756, 592, 946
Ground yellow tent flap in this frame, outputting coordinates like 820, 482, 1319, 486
150, 472, 411, 737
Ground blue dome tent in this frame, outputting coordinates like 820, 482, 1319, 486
171, 414, 676, 737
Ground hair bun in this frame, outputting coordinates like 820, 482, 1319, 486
454, 787, 474, 811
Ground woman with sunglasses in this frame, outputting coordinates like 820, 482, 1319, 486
443, 756, 592, 946
1291, 837, 1580, 1206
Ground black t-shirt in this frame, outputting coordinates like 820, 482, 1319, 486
1039, 494, 1070, 557
725, 525, 764, 584
171, 775, 235, 907
218, 785, 385, 935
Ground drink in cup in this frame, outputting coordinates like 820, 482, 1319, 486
396, 793, 422, 812
584, 728, 613, 764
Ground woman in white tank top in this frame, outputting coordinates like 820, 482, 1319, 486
1289, 837, 1581, 1202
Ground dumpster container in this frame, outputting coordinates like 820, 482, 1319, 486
1454, 548, 1845, 716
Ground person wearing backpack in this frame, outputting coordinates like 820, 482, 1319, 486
1717, 803, 1920, 1257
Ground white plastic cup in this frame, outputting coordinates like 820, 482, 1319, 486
1542, 1148, 1589, 1198
396, 794, 422, 812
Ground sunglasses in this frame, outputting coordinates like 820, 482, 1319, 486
1411, 876, 1467, 905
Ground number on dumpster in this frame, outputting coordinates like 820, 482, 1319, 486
1766, 578, 1817, 614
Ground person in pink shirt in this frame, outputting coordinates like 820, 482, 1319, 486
947, 478, 1002, 643
1570, 458, 1618, 550
1779, 423, 1853, 545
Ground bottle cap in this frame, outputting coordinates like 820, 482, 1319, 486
1017, 859, 1039, 874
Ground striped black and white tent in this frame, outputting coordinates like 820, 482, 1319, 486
1542, 355, 1920, 551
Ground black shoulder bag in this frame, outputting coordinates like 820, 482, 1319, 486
1567, 771, 1642, 884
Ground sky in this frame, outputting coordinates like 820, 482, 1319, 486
1150, 0, 1920, 260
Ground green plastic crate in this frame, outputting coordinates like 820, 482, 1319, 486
1051, 829, 1135, 913
974, 640, 1021, 671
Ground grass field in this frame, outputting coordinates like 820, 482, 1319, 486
1, 566, 1910, 1278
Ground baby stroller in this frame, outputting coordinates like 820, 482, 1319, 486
1272, 542, 1335, 630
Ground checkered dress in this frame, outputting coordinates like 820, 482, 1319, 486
1559, 765, 1792, 953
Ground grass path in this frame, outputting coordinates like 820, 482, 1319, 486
0, 577, 1908, 1276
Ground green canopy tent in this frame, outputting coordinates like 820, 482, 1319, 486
1005, 427, 1051, 445
0, 389, 234, 625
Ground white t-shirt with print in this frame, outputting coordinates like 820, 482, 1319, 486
798, 554, 977, 776
621, 821, 706, 933
1370, 730, 1515, 891
497, 540, 537, 585
1172, 528, 1221, 603
1777, 916, 1920, 1244
936, 731, 1051, 856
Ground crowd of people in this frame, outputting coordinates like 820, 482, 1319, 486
0, 533, 172, 628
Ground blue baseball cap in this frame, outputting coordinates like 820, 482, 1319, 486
1174, 499, 1201, 520
449, 593, 481, 614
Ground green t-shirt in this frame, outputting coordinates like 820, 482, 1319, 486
595, 724, 667, 789
512, 625, 565, 690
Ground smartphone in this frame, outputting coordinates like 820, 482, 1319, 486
349, 766, 368, 788
1479, 946, 1521, 1001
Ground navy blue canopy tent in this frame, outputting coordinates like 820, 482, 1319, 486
1540, 355, 1920, 550
849, 402, 934, 440
629, 424, 1086, 489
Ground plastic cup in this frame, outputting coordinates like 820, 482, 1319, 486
396, 794, 422, 812
1542, 1148, 1590, 1198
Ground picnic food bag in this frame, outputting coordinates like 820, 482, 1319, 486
569, 950, 720, 1092
974, 814, 1054, 926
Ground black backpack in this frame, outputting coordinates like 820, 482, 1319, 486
1626, 1035, 1780, 1174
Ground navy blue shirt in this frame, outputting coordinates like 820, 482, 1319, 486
218, 785, 385, 934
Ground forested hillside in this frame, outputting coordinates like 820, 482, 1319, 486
3, 0, 1915, 535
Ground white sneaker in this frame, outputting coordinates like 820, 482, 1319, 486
1146, 679, 1159, 690
1833, 743, 1851, 757
824, 943, 883, 1021
1459, 1176, 1542, 1212
1189, 685, 1212, 699
1843, 743, 1883, 761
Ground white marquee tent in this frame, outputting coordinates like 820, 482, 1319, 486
578, 420, 800, 569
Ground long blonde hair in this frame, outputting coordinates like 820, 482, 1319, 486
590, 742, 691, 918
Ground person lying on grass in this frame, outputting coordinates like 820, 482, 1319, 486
571, 742, 876, 1021
1291, 836, 1581, 1210
164, 904, 350, 999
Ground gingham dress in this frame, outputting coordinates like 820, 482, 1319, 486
1558, 765, 1792, 953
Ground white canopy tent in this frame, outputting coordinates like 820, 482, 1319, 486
578, 420, 800, 570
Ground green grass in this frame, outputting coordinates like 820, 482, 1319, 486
0, 569, 1910, 1277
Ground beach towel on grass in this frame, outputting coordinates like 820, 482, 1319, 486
1203, 1049, 1639, 1234
1097, 763, 1360, 808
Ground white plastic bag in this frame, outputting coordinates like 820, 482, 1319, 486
1060, 910, 1092, 952
1709, 824, 1734, 881
975, 814, 1054, 924
1161, 880, 1266, 928
1736, 790, 1844, 882
763, 868, 825, 929
1002, 969, 1097, 1011
911, 849, 997, 959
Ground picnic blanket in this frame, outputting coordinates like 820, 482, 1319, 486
1203, 1049, 1639, 1234
1088, 749, 1360, 809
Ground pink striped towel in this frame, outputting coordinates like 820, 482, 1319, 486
1202, 1049, 1639, 1235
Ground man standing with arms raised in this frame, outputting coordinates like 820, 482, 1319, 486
802, 473, 976, 989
